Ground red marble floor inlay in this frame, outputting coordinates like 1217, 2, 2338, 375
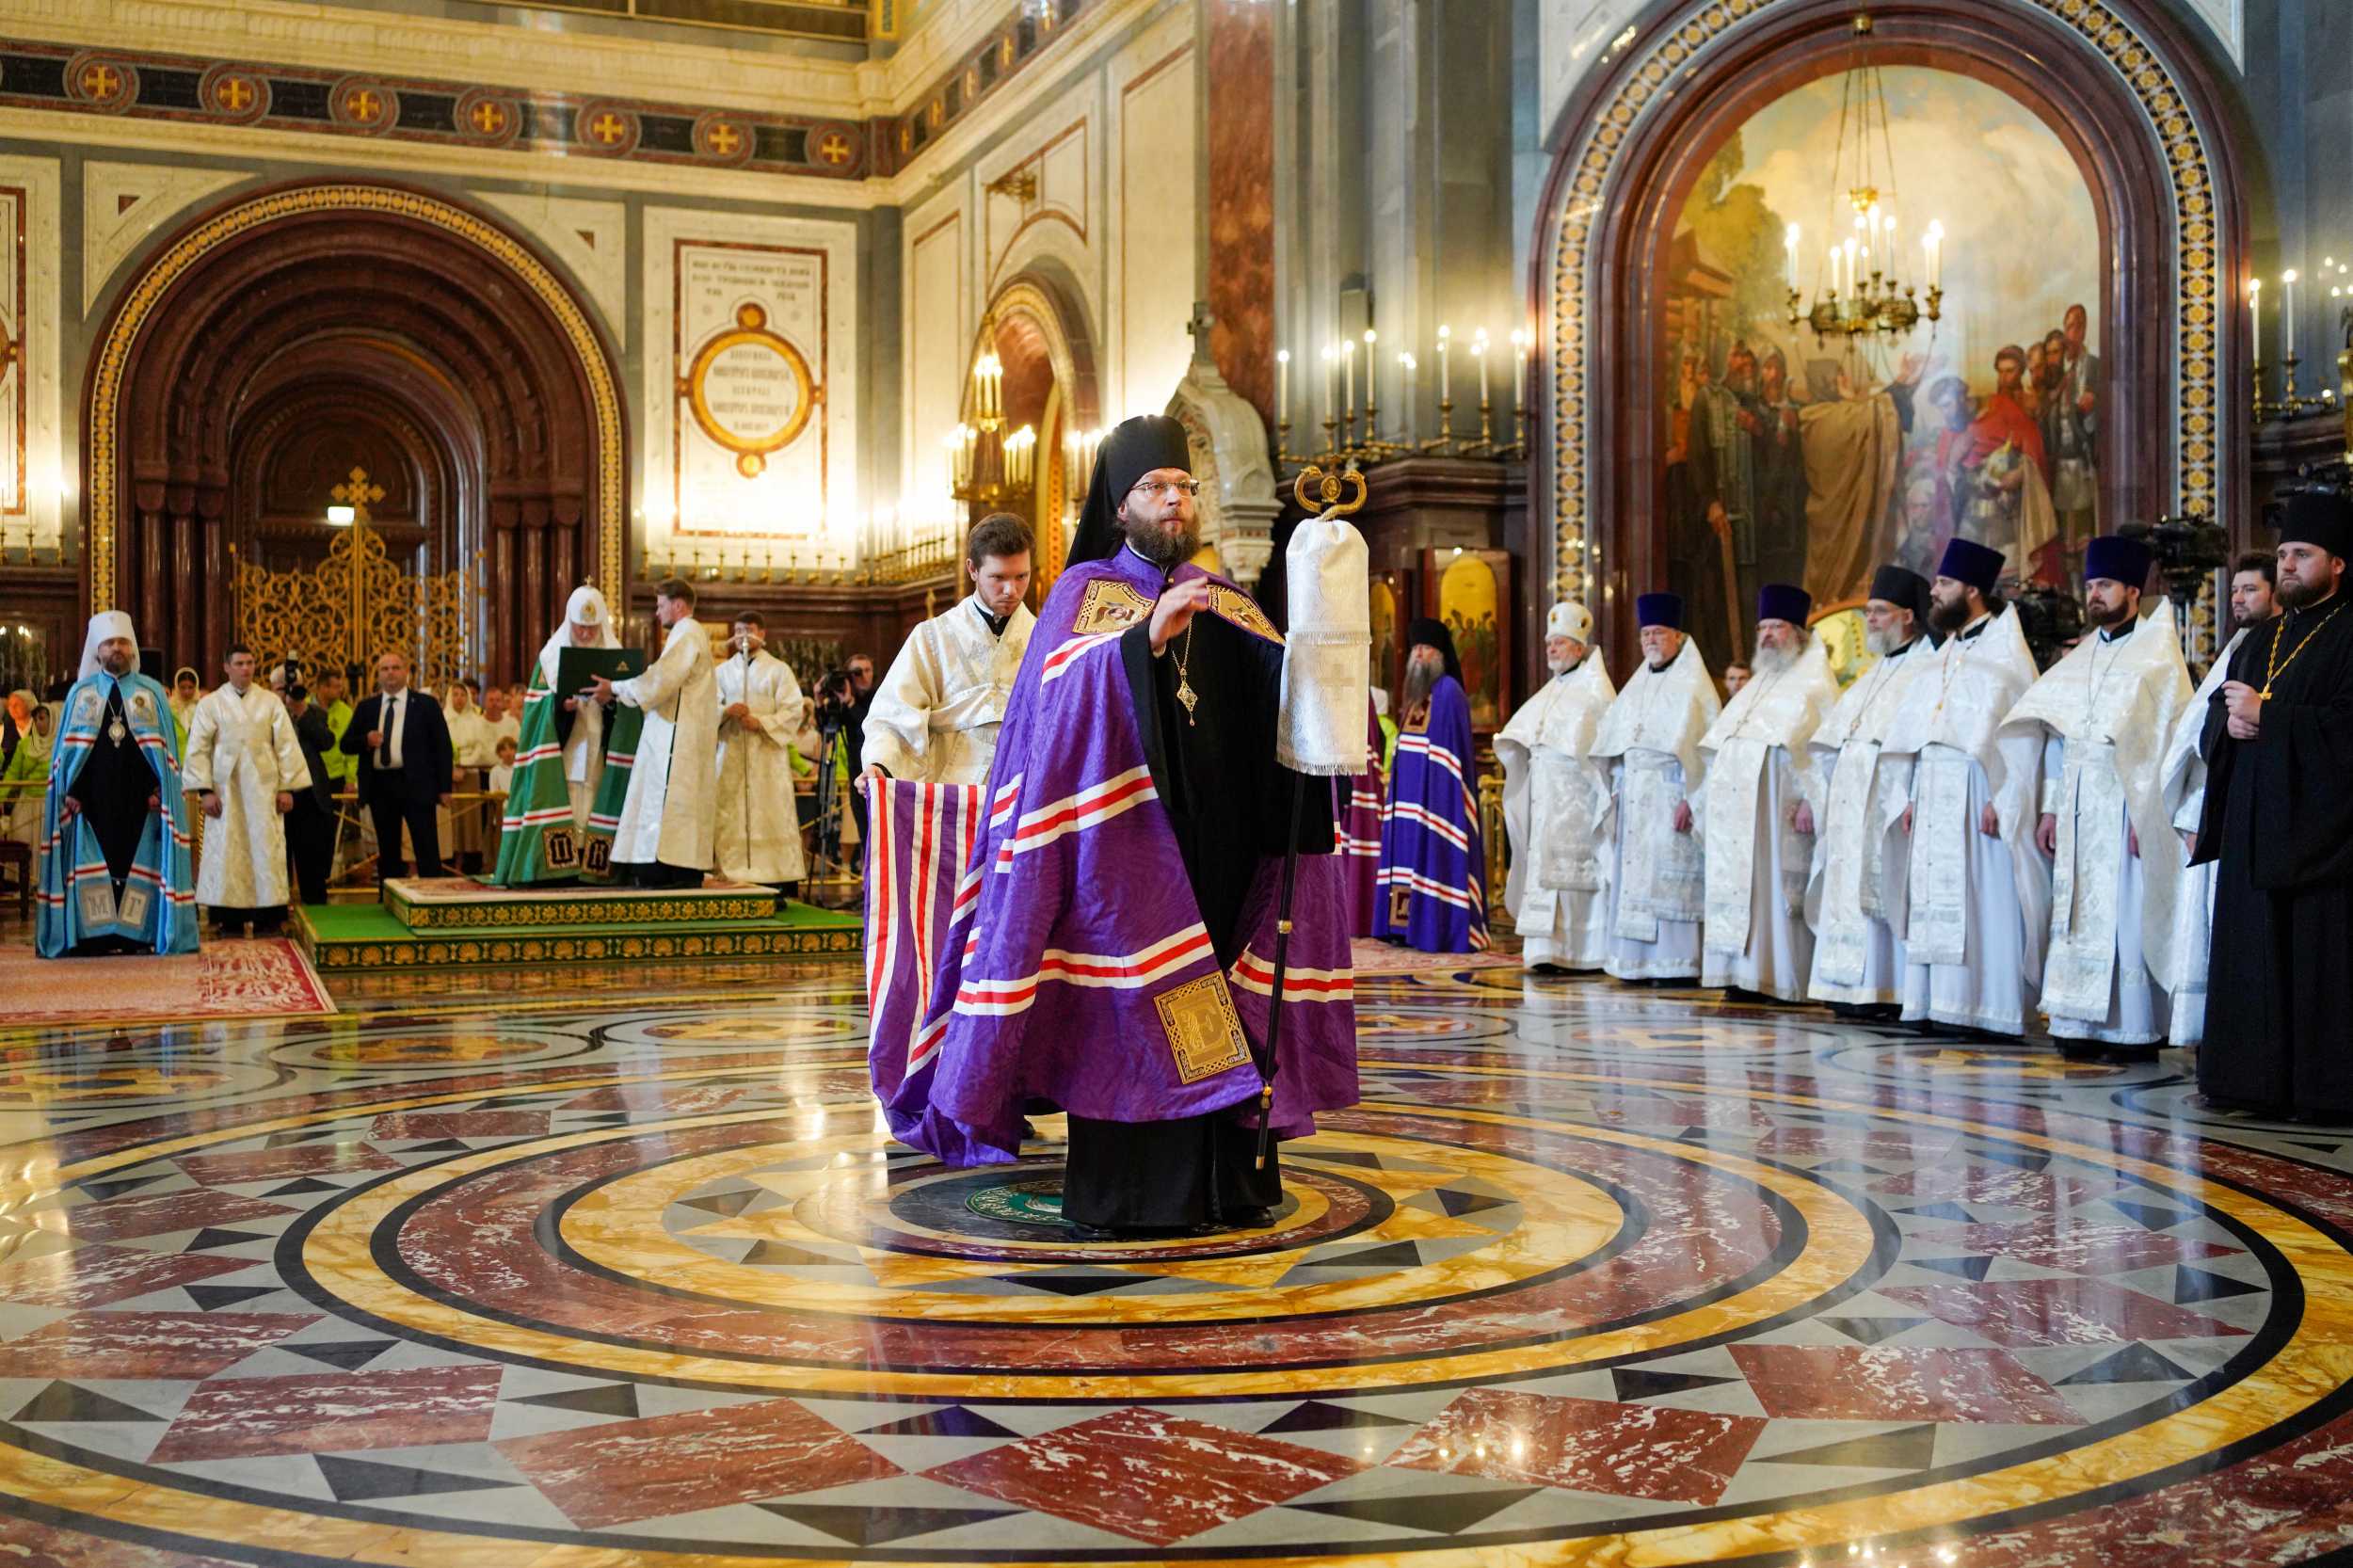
0, 1242, 257, 1308
925, 1406, 1362, 1545
149, 1365, 504, 1462
1879, 1277, 2252, 1347
1730, 1344, 2085, 1425
496, 1398, 900, 1529
1748, 1128, 1959, 1163
1388, 1387, 1766, 1504
30, 1190, 295, 1242
0, 1310, 318, 1378
173, 1143, 402, 1189
1868, 1167, 2129, 1210
555, 1084, 762, 1116
1907, 1218, 2238, 1274
368, 1111, 552, 1142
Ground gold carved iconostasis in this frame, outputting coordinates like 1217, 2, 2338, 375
1662, 66, 2102, 673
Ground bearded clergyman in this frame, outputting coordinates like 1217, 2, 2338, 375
2194, 488, 2353, 1116
1878, 537, 2050, 1037
1496, 601, 1615, 973
1805, 566, 1936, 1015
38, 613, 199, 957
1374, 618, 1487, 953
2157, 552, 2276, 1047
496, 585, 627, 885
1696, 584, 1839, 1000
2002, 536, 2193, 1059
1592, 593, 1721, 983
867, 414, 1356, 1239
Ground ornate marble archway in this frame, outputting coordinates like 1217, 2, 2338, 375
1533, 0, 2244, 659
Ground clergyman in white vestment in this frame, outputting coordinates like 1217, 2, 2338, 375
1497, 600, 1616, 972
2156, 554, 2276, 1046
1805, 566, 1936, 1012
1999, 536, 2192, 1058
1877, 538, 2051, 1036
714, 610, 808, 889
585, 578, 717, 888
1696, 584, 1839, 1000
1591, 594, 1720, 983
184, 646, 311, 932
862, 514, 1036, 788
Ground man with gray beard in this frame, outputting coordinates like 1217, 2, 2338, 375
1806, 566, 1936, 1015
1695, 584, 1840, 1000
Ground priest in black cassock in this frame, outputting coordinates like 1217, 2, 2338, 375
2195, 486, 2353, 1117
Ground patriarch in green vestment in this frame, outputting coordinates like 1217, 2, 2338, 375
492, 585, 641, 885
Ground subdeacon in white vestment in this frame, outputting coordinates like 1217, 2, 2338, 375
1877, 607, 2050, 1034
1590, 639, 1720, 982
2001, 605, 2194, 1046
862, 596, 1037, 786
714, 647, 808, 886
1496, 650, 1618, 970
183, 682, 311, 911
1804, 635, 1933, 1007
1695, 637, 1839, 1000
2155, 625, 2250, 1046
610, 618, 718, 870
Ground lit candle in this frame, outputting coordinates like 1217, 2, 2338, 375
1399, 351, 1417, 441
2249, 277, 2263, 366
1928, 220, 1945, 289
1276, 348, 1289, 423
1512, 328, 1529, 413
1363, 328, 1378, 415
1784, 223, 1800, 292
1826, 245, 1840, 297
1843, 238, 1858, 303
1437, 324, 1451, 400
2282, 268, 2298, 357
1342, 338, 1355, 424
1473, 330, 1490, 406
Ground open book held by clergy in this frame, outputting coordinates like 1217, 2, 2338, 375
495, 584, 645, 887
865, 415, 1360, 1240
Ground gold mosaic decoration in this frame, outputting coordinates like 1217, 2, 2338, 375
1547, 0, 2223, 603
87, 184, 625, 612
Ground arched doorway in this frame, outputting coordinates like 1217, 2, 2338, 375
1532, 0, 2244, 675
84, 182, 626, 682
961, 271, 1098, 602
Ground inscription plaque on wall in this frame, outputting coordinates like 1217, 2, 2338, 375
671, 241, 827, 538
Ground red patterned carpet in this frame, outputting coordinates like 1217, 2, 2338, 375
1349, 936, 1520, 974
0, 936, 334, 1026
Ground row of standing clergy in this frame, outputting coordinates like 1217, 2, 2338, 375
1494, 533, 2237, 1057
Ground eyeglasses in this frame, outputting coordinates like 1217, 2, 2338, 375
1128, 478, 1201, 501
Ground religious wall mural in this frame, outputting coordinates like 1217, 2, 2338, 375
1662, 67, 2103, 669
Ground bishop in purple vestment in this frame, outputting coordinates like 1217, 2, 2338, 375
867, 416, 1358, 1239
1374, 619, 1489, 952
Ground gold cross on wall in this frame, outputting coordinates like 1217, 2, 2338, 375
706, 122, 742, 155
471, 100, 508, 135
588, 112, 629, 146
215, 77, 253, 112
332, 467, 387, 522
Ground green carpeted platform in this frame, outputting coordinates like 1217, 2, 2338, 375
296, 898, 860, 970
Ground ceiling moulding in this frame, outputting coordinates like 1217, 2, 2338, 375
0, 40, 875, 187
3, 0, 866, 117
876, 0, 1148, 184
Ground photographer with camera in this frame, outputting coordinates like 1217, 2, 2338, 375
804, 666, 859, 879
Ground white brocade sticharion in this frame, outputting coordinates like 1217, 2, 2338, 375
2156, 626, 2249, 1046
609, 617, 718, 871
1592, 639, 1720, 981
714, 648, 808, 887
2001, 603, 2194, 1045
1877, 606, 2050, 1034
182, 683, 311, 910
862, 596, 1036, 786
1806, 635, 1933, 1006
1496, 649, 1617, 970
1694, 636, 1839, 1000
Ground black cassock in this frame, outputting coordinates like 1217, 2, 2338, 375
1056, 609, 1335, 1234
2195, 596, 2353, 1116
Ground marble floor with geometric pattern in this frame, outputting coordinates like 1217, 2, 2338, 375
1, 954, 2351, 1565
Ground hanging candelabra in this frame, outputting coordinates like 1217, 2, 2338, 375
1785, 13, 1945, 344
948, 339, 1038, 510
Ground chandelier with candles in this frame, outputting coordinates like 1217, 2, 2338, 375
947, 344, 1038, 507
1785, 14, 1945, 343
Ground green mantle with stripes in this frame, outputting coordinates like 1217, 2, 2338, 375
490, 660, 644, 885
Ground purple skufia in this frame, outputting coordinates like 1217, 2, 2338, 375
1373, 675, 1488, 954
865, 547, 1358, 1167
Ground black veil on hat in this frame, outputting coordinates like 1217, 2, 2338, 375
1068, 414, 1195, 567
1404, 616, 1464, 686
